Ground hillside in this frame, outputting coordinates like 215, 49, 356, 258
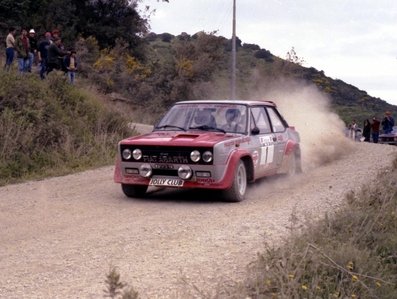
137, 32, 397, 125
1, 0, 395, 126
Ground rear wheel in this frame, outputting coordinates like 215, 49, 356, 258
287, 152, 302, 176
223, 160, 247, 202
121, 184, 148, 198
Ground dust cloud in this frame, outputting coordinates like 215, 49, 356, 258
248, 78, 353, 171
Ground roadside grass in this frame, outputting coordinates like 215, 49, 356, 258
237, 153, 397, 299
0, 70, 132, 186
104, 153, 397, 298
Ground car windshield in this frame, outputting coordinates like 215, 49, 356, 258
154, 103, 248, 134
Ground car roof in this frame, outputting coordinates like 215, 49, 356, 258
175, 99, 277, 107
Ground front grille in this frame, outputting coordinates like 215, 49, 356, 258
120, 145, 213, 165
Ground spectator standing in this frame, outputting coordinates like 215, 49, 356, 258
15, 28, 30, 73
381, 111, 395, 134
46, 37, 68, 75
4, 27, 16, 71
51, 29, 60, 42
27, 29, 38, 72
64, 49, 77, 84
362, 119, 371, 142
349, 120, 357, 141
38, 32, 52, 79
371, 116, 380, 143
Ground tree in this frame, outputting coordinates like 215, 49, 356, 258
79, 0, 148, 49
0, 0, 151, 51
285, 47, 305, 65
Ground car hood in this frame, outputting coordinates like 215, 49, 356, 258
120, 131, 237, 147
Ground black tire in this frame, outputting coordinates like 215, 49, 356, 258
121, 184, 148, 198
223, 160, 247, 202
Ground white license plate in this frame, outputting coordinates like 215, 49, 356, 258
149, 178, 184, 187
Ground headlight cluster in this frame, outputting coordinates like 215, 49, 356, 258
123, 148, 213, 163
122, 147, 212, 180
122, 148, 142, 161
190, 150, 213, 163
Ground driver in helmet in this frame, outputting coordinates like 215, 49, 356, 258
222, 108, 242, 132
194, 109, 217, 127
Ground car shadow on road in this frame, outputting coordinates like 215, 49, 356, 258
128, 187, 232, 204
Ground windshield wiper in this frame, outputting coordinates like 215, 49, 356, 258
155, 125, 186, 131
189, 125, 226, 133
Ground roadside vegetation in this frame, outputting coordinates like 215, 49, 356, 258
238, 155, 397, 299
0, 71, 132, 185
104, 154, 397, 298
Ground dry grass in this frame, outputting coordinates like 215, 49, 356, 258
103, 267, 139, 299
237, 154, 397, 299
0, 70, 132, 185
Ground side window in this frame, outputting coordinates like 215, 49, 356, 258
267, 107, 286, 133
250, 107, 271, 134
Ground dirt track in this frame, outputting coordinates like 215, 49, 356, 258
0, 142, 396, 298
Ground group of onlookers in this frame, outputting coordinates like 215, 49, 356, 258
4, 27, 77, 84
349, 111, 395, 143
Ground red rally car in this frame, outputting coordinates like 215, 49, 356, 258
114, 100, 301, 202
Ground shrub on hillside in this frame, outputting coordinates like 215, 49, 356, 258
242, 43, 260, 51
254, 49, 274, 62
0, 72, 131, 185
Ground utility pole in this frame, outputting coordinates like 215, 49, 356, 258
231, 0, 236, 100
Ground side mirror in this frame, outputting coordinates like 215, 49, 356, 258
251, 127, 260, 135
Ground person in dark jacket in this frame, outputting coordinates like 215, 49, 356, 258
362, 119, 371, 142
46, 37, 68, 74
38, 32, 52, 79
371, 116, 380, 143
381, 111, 395, 134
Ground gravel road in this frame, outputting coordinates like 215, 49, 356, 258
0, 141, 396, 299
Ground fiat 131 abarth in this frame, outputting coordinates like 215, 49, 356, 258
114, 100, 302, 202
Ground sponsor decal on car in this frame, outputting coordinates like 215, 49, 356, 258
224, 136, 251, 147
260, 145, 274, 165
143, 155, 189, 164
196, 178, 216, 184
259, 135, 275, 146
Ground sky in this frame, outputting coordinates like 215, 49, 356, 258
139, 0, 397, 106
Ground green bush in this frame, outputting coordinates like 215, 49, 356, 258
0, 71, 132, 185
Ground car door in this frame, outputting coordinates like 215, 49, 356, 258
265, 106, 288, 168
249, 106, 278, 176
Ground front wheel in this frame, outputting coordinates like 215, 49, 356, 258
223, 160, 247, 202
121, 184, 148, 198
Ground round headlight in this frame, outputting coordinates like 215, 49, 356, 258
202, 151, 213, 163
178, 165, 193, 180
139, 163, 152, 178
122, 149, 132, 160
132, 149, 142, 160
190, 150, 201, 162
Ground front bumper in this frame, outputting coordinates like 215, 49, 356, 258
114, 158, 239, 190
